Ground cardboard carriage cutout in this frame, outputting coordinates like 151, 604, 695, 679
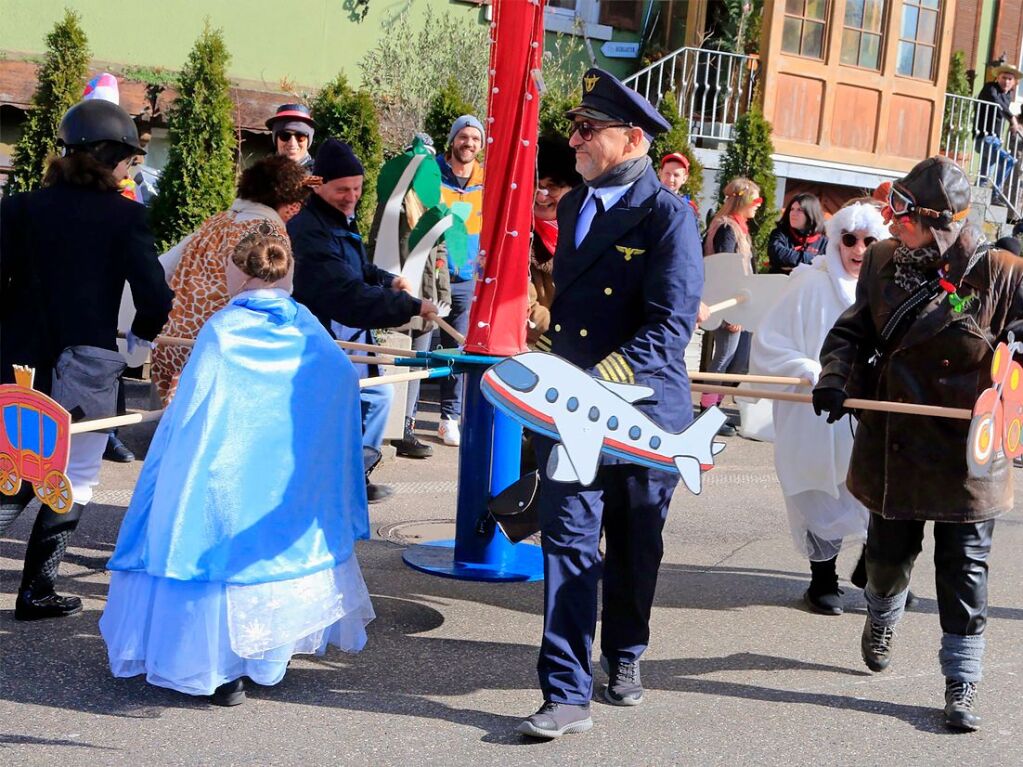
0, 367, 74, 513
968, 335, 1023, 477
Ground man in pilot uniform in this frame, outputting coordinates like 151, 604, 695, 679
517, 69, 704, 738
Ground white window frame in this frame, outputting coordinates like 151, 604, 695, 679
544, 0, 613, 41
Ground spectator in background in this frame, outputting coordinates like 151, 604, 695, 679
767, 193, 828, 274
435, 115, 485, 447
658, 152, 699, 217
528, 136, 580, 346
152, 156, 312, 404
290, 139, 439, 503
975, 64, 1023, 193
700, 177, 762, 435
268, 103, 316, 171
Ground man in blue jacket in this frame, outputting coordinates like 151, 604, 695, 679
290, 139, 438, 502
517, 69, 704, 739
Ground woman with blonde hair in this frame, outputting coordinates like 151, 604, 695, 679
700, 177, 763, 433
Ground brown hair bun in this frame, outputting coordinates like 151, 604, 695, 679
231, 225, 293, 283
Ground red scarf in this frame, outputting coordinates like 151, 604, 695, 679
730, 213, 749, 235
534, 216, 559, 257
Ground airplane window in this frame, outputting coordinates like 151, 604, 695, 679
588, 406, 600, 421
607, 416, 619, 430
545, 388, 559, 403
629, 426, 642, 440
650, 436, 662, 449
567, 397, 579, 412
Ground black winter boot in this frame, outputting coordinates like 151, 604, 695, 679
804, 556, 843, 615
391, 418, 433, 459
15, 502, 85, 621
363, 447, 393, 504
944, 679, 981, 732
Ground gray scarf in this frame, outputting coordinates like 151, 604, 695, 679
892, 244, 942, 291
584, 155, 651, 189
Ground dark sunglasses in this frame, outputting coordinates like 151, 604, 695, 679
841, 233, 878, 248
276, 131, 309, 143
569, 121, 633, 142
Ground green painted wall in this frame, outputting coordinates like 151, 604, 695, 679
0, 0, 481, 89
0, 0, 657, 90
975, 0, 996, 77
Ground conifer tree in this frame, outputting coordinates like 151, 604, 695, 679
311, 74, 384, 235
424, 77, 476, 153
150, 23, 236, 250
7, 10, 90, 193
717, 104, 777, 270
649, 91, 703, 200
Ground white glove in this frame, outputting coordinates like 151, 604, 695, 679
433, 300, 452, 319
126, 331, 153, 356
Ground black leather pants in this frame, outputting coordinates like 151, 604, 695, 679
1, 485, 84, 595
865, 512, 994, 636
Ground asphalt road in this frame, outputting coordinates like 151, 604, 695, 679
2, 390, 1022, 766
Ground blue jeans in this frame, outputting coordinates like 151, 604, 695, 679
360, 383, 394, 453
439, 278, 474, 420
977, 134, 1015, 188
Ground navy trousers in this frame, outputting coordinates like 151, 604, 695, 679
533, 437, 679, 705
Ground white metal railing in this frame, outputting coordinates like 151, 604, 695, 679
941, 93, 1023, 218
623, 46, 759, 145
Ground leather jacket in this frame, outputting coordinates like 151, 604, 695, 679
818, 227, 1023, 522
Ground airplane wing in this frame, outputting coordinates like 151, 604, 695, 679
547, 421, 604, 486
594, 379, 654, 403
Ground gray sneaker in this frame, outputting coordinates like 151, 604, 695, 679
601, 655, 644, 706
516, 701, 592, 739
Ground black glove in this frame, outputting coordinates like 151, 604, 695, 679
812, 386, 849, 424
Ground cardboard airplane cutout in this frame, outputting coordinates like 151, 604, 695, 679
481, 352, 727, 493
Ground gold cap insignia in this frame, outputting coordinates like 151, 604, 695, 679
583, 74, 600, 93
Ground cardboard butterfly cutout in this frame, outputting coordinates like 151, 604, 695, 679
968, 334, 1023, 477
480, 352, 727, 494
0, 367, 74, 513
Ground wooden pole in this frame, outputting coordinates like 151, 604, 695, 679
427, 312, 466, 346
69, 409, 165, 434
689, 371, 810, 387
347, 354, 399, 365
691, 383, 973, 420
359, 367, 452, 388
704, 294, 747, 315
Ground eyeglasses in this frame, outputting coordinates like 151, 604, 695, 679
841, 233, 878, 248
276, 131, 309, 144
569, 121, 633, 142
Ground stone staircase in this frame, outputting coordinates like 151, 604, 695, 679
969, 185, 1018, 241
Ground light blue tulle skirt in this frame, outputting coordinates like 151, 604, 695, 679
99, 555, 375, 697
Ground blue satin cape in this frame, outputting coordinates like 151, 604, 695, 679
108, 290, 369, 584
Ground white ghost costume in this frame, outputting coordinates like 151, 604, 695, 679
750, 203, 889, 560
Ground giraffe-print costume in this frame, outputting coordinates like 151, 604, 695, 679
151, 204, 288, 404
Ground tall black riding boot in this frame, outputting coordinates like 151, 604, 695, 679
15, 502, 86, 621
0, 484, 35, 536
805, 556, 843, 615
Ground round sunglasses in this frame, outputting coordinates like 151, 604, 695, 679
841, 232, 878, 248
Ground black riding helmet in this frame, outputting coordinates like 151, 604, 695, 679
58, 99, 146, 156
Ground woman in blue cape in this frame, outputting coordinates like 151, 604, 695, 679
100, 228, 374, 706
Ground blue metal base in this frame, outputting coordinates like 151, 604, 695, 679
403, 539, 544, 582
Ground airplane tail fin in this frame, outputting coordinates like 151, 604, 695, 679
671, 407, 729, 494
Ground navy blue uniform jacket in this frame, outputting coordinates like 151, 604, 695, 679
289, 194, 421, 335
536, 166, 703, 433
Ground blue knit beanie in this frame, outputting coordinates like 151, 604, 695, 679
447, 115, 485, 147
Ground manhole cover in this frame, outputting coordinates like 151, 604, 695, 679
378, 519, 456, 545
